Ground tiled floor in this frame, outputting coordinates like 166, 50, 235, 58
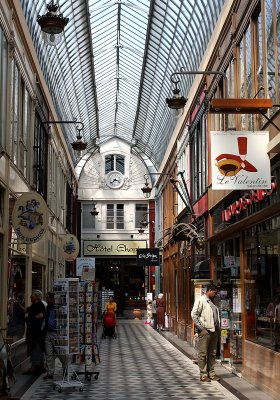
21, 320, 240, 400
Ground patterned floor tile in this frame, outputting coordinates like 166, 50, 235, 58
21, 320, 238, 400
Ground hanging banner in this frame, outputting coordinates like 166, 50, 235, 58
61, 234, 80, 261
12, 192, 48, 243
136, 248, 160, 266
211, 131, 271, 190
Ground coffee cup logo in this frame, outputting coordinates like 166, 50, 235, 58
215, 137, 257, 176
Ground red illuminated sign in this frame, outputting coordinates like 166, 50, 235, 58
222, 177, 277, 222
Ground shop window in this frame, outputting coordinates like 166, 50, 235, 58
106, 204, 124, 229
192, 217, 209, 279
238, 25, 253, 131
244, 217, 280, 352
7, 259, 26, 341
10, 60, 32, 178
215, 238, 242, 367
0, 27, 8, 148
48, 146, 66, 221
33, 112, 48, 199
0, 186, 4, 228
225, 59, 236, 130
189, 113, 208, 202
263, 0, 280, 114
32, 263, 44, 292
19, 84, 31, 177
82, 204, 96, 229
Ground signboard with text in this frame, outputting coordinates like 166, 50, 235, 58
211, 131, 271, 190
83, 240, 147, 256
136, 248, 160, 266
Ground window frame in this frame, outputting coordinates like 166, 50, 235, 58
105, 154, 125, 175
106, 203, 124, 229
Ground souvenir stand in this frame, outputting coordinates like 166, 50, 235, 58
73, 280, 100, 381
53, 278, 84, 392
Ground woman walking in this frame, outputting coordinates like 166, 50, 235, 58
156, 293, 165, 331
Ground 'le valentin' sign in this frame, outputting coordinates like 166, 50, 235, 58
136, 248, 160, 266
211, 131, 271, 190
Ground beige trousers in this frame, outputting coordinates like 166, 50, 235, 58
197, 330, 219, 378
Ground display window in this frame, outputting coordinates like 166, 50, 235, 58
7, 258, 26, 341
215, 238, 242, 369
244, 216, 280, 352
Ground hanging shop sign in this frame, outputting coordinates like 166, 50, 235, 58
136, 248, 160, 266
211, 131, 271, 190
12, 192, 48, 243
83, 240, 147, 256
61, 234, 80, 261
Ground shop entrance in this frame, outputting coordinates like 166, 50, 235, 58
95, 258, 146, 315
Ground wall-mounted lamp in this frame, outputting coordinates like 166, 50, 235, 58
90, 202, 98, 216
167, 68, 274, 117
97, 234, 100, 238
141, 173, 172, 198
141, 176, 152, 198
141, 173, 193, 213
37, 1, 69, 46
166, 69, 227, 110
138, 227, 145, 234
71, 126, 87, 153
139, 213, 154, 228
42, 119, 87, 154
140, 217, 149, 228
166, 81, 187, 110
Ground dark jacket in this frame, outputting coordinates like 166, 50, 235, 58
25, 301, 45, 342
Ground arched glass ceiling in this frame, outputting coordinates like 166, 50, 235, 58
20, 0, 225, 168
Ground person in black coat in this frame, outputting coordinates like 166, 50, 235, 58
25, 290, 46, 374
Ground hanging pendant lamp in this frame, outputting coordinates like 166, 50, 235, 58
37, 1, 69, 46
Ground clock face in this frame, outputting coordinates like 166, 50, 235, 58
106, 171, 124, 189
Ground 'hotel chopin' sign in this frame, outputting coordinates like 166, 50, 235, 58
83, 240, 147, 256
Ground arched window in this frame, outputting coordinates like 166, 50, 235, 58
105, 155, 125, 174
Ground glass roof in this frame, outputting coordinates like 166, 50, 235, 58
20, 0, 225, 169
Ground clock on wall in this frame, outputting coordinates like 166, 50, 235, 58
106, 171, 124, 189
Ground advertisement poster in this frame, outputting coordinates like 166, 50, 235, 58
76, 257, 95, 277
221, 318, 229, 329
233, 286, 242, 313
211, 131, 271, 190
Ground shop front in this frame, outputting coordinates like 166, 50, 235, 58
213, 238, 242, 370
83, 239, 148, 316
210, 159, 280, 396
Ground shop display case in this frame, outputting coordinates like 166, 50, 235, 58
53, 278, 84, 392
74, 280, 100, 381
